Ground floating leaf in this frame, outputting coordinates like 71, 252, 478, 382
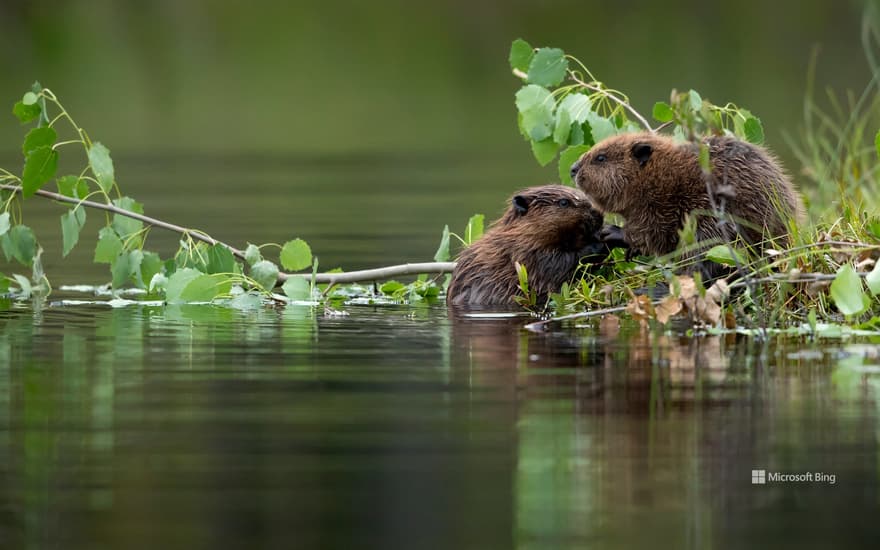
652, 102, 674, 123
60, 207, 86, 257
380, 281, 405, 295
165, 267, 203, 303
57, 175, 88, 199
558, 93, 591, 124
111, 197, 144, 242
830, 264, 868, 316
22, 127, 56, 156
250, 260, 279, 290
509, 38, 534, 73
1, 225, 37, 266
558, 145, 591, 185
94, 226, 123, 264
13, 101, 40, 123
553, 108, 572, 145
867, 260, 880, 296
179, 273, 232, 302
88, 142, 115, 194
0, 213, 9, 237
282, 277, 311, 301
526, 47, 568, 87
465, 214, 484, 244
743, 116, 764, 144
280, 238, 312, 271
434, 224, 450, 261
205, 244, 235, 274
530, 138, 560, 166
21, 145, 58, 197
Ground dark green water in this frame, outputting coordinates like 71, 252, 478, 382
1, 155, 880, 549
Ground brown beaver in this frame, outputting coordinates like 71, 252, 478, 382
570, 132, 803, 279
446, 185, 608, 307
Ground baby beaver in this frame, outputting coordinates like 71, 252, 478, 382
571, 132, 803, 279
446, 184, 608, 307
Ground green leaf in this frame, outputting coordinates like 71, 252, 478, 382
0, 273, 8, 294
88, 142, 115, 194
165, 267, 203, 303
705, 244, 745, 266
22, 127, 57, 156
244, 243, 262, 265
585, 112, 616, 143
553, 108, 572, 145
509, 38, 534, 73
830, 264, 869, 316
22, 92, 38, 105
514, 84, 552, 113
111, 197, 144, 242
1, 225, 37, 266
568, 123, 585, 146
558, 93, 591, 124
57, 175, 88, 199
280, 238, 313, 271
866, 260, 880, 296
21, 145, 58, 198
282, 277, 311, 301
465, 214, 484, 244
204, 244, 235, 274
526, 47, 568, 87
250, 260, 279, 290
0, 212, 9, 237
13, 101, 40, 124
688, 90, 702, 112
653, 102, 674, 123
698, 142, 711, 172
93, 226, 123, 264
140, 251, 164, 288
558, 145, 591, 185
12, 274, 32, 299
521, 106, 554, 141
111, 250, 135, 289
743, 117, 764, 144
179, 273, 232, 302
875, 128, 880, 160
380, 281, 405, 295
60, 207, 86, 257
531, 138, 560, 166
434, 224, 450, 262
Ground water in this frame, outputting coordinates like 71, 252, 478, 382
1, 155, 879, 549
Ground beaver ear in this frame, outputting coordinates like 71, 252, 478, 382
631, 142, 653, 167
513, 195, 530, 214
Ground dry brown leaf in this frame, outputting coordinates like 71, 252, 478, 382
625, 294, 654, 321
677, 276, 697, 300
705, 280, 730, 303
599, 314, 621, 339
655, 295, 683, 324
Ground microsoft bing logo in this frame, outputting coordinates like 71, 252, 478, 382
751, 470, 766, 484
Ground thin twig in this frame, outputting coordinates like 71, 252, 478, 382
567, 72, 655, 133
1, 183, 458, 285
524, 304, 634, 332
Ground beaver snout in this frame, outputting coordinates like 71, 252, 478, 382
570, 159, 582, 180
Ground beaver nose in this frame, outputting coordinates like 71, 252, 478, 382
570, 159, 582, 181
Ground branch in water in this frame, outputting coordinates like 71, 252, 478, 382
0, 184, 458, 285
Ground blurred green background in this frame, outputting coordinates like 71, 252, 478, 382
0, 0, 871, 157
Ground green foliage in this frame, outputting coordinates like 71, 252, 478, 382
464, 214, 484, 245
830, 264, 869, 317
204, 244, 235, 274
93, 226, 123, 264
250, 260, 279, 290
526, 48, 568, 87
434, 224, 450, 262
558, 145, 590, 185
22, 127, 56, 156
60, 207, 86, 257
57, 175, 88, 199
653, 102, 674, 122
282, 277, 311, 301
88, 143, 115, 194
705, 245, 746, 267
1, 225, 37, 266
13, 101, 40, 124
0, 213, 9, 237
513, 261, 537, 309
22, 146, 58, 198
280, 238, 312, 271
508, 38, 534, 73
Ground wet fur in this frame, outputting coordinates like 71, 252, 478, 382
446, 185, 607, 307
571, 133, 804, 279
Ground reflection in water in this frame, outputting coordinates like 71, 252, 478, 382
0, 300, 879, 548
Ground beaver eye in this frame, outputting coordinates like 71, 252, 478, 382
557, 198, 571, 207
593, 153, 607, 164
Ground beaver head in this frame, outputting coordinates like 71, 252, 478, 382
498, 184, 603, 251
569, 133, 698, 218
